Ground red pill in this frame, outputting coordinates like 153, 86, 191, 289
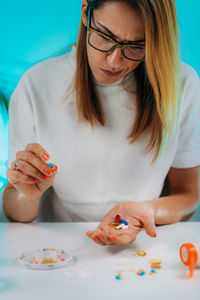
116, 215, 120, 222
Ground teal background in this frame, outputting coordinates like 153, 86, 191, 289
0, 0, 200, 189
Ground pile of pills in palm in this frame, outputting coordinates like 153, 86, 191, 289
109, 215, 128, 230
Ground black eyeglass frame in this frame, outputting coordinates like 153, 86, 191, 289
87, 7, 145, 62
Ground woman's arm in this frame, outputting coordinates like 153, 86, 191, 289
148, 167, 199, 224
3, 143, 57, 223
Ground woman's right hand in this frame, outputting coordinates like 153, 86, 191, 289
7, 143, 57, 200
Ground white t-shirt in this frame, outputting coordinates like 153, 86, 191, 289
8, 46, 200, 221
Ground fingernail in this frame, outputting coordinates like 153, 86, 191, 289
54, 165, 58, 171
43, 154, 49, 160
86, 232, 92, 237
154, 233, 157, 238
98, 234, 104, 239
33, 179, 38, 183
41, 175, 47, 180
110, 236, 116, 241
92, 237, 97, 242
45, 168, 52, 175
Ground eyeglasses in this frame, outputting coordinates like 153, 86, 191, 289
87, 8, 145, 62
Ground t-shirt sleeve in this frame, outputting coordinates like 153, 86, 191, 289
172, 65, 200, 168
8, 73, 36, 168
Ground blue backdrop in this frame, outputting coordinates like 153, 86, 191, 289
0, 0, 200, 189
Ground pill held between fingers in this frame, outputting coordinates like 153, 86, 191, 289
48, 163, 53, 168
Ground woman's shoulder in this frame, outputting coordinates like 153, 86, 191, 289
180, 62, 199, 89
20, 46, 76, 88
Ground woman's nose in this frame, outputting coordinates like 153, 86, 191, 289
106, 47, 123, 68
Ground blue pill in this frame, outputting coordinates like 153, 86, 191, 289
115, 275, 121, 280
150, 269, 156, 273
140, 271, 145, 276
48, 163, 53, 168
120, 219, 128, 225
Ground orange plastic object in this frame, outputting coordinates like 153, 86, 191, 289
180, 243, 198, 277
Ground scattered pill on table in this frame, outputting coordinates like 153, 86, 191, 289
136, 269, 145, 276
135, 250, 146, 257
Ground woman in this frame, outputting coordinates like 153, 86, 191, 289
3, 0, 200, 246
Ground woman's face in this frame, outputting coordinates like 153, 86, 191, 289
82, 1, 145, 85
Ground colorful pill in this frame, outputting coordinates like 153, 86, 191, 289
136, 269, 145, 276
115, 275, 121, 280
48, 163, 53, 168
150, 263, 161, 269
119, 219, 128, 225
150, 269, 156, 273
135, 250, 146, 257
116, 215, 120, 222
140, 271, 145, 276
148, 259, 162, 264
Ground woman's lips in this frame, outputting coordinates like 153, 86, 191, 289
101, 69, 122, 77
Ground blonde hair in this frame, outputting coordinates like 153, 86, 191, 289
73, 0, 180, 161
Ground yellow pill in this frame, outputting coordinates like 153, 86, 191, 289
148, 259, 162, 264
135, 250, 146, 257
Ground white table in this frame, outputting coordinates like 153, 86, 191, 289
0, 222, 200, 300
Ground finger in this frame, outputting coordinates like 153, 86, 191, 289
25, 143, 50, 162
141, 214, 157, 238
15, 152, 55, 178
86, 231, 93, 237
11, 160, 46, 180
92, 228, 114, 246
89, 233, 107, 246
7, 169, 38, 185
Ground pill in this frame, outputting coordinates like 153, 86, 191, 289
121, 224, 128, 230
109, 222, 121, 228
135, 250, 146, 257
148, 259, 162, 264
150, 263, 161, 269
140, 271, 145, 276
116, 215, 120, 222
136, 269, 145, 276
118, 259, 132, 265
120, 219, 128, 225
115, 275, 121, 280
150, 269, 156, 273
48, 163, 53, 168
116, 224, 124, 230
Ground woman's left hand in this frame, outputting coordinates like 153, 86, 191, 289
86, 201, 157, 246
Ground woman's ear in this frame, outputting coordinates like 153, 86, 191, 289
81, 0, 88, 27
